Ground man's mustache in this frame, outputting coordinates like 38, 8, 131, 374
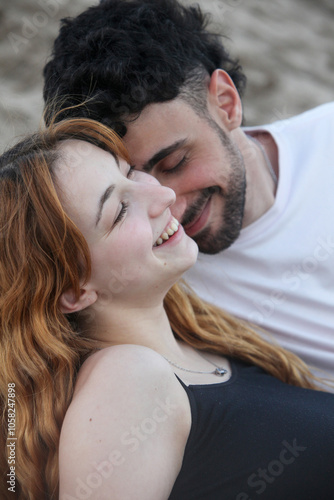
181, 186, 221, 227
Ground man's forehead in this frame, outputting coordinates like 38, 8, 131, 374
129, 97, 187, 122
124, 98, 193, 137
123, 100, 193, 165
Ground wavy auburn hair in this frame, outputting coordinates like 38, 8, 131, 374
0, 118, 129, 499
0, 118, 323, 499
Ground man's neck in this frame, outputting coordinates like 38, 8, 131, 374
251, 131, 279, 179
239, 130, 279, 228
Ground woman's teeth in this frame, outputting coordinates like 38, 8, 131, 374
154, 217, 180, 246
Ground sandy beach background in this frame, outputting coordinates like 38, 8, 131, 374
0, 0, 333, 152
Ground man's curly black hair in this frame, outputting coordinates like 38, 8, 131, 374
43, 0, 246, 137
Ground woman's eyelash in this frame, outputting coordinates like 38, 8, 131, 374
108, 166, 134, 231
114, 202, 129, 225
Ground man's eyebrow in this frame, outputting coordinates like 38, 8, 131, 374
96, 184, 115, 227
142, 139, 187, 173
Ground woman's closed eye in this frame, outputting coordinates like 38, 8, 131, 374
114, 202, 129, 226
105, 165, 135, 233
109, 166, 135, 229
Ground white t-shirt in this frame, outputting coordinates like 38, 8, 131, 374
185, 102, 334, 382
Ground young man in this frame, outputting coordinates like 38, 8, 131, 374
43, 0, 334, 380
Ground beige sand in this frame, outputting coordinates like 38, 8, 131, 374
0, 0, 333, 151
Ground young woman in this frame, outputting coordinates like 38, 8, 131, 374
0, 118, 333, 500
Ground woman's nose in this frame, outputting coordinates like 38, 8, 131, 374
135, 171, 176, 218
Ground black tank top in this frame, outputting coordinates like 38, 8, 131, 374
168, 359, 334, 500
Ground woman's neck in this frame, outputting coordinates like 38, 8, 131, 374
87, 300, 182, 357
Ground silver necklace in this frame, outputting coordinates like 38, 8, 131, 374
248, 135, 278, 186
163, 354, 228, 377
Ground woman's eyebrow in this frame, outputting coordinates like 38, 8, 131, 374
96, 184, 115, 227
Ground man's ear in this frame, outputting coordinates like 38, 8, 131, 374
59, 287, 97, 314
208, 69, 242, 130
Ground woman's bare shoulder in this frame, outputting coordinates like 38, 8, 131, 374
73, 344, 177, 396
59, 344, 190, 500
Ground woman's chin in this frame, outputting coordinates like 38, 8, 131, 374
187, 236, 199, 262
178, 238, 199, 274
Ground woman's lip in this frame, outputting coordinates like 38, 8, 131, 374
183, 197, 211, 237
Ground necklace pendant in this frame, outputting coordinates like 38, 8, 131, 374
214, 368, 227, 376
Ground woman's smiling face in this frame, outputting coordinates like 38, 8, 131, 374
55, 140, 198, 308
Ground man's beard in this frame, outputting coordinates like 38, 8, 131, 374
182, 123, 246, 254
